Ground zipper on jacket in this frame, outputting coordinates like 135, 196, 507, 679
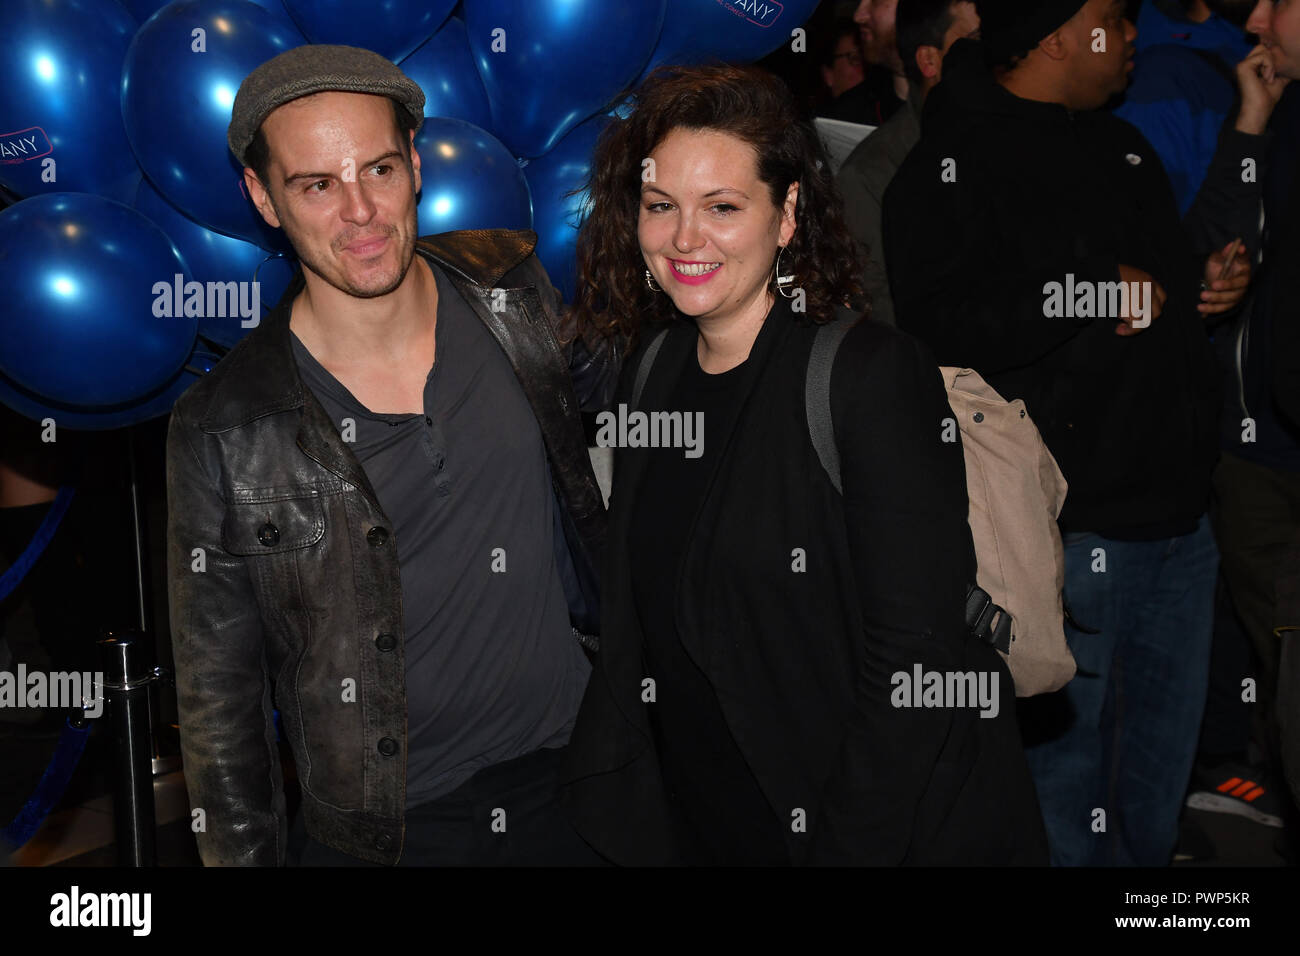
1236, 202, 1268, 424
1234, 312, 1250, 422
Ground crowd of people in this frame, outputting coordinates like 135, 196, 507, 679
156, 0, 1300, 866
822, 0, 1298, 866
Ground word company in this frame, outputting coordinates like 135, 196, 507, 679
717, 0, 783, 28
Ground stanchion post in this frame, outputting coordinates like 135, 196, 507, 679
99, 630, 157, 867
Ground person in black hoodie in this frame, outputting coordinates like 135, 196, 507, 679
883, 0, 1251, 866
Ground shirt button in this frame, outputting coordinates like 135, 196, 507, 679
377, 736, 398, 756
425, 416, 432, 425
257, 522, 280, 547
374, 833, 393, 851
375, 632, 397, 652
367, 526, 389, 547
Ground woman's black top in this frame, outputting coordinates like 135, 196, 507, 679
626, 343, 789, 866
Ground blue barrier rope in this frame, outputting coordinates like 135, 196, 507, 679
0, 486, 82, 852
2, 716, 93, 849
0, 487, 75, 604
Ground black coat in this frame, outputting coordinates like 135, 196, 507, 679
1263, 86, 1300, 437
883, 39, 1221, 537
560, 296, 1048, 865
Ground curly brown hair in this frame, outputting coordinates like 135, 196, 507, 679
571, 63, 865, 348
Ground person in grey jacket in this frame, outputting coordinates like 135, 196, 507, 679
166, 45, 617, 866
837, 0, 979, 324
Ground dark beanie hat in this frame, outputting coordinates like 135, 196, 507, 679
975, 0, 1091, 64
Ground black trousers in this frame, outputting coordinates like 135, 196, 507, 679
1210, 452, 1300, 708
1208, 452, 1300, 771
289, 746, 606, 866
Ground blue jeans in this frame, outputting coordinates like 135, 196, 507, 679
1020, 515, 1218, 866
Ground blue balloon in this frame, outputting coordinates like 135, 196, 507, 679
121, 1, 305, 248
122, 0, 288, 21
523, 115, 609, 304
133, 177, 296, 348
0, 346, 221, 431
413, 119, 531, 235
644, 0, 821, 73
281, 0, 455, 62
0, 193, 197, 407
464, 0, 666, 159
398, 18, 493, 130
119, 0, 169, 18
0, 0, 142, 203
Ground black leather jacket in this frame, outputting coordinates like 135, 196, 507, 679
165, 229, 618, 865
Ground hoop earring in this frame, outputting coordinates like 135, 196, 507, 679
774, 245, 797, 299
645, 268, 661, 293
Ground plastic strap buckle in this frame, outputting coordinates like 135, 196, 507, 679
965, 584, 1012, 653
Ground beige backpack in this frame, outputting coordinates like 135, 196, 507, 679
805, 317, 1076, 697
629, 312, 1077, 697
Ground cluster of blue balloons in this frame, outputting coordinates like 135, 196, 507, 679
0, 0, 820, 429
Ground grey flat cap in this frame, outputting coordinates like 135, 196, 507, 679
227, 44, 426, 166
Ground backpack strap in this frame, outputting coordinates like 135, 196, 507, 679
631, 328, 670, 411
805, 310, 859, 494
804, 311, 1012, 653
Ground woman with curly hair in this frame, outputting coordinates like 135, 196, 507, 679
560, 64, 1046, 865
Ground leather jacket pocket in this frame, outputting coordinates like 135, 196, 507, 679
221, 488, 327, 555
217, 483, 368, 812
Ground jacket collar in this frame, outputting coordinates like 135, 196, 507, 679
195, 229, 538, 434
904, 81, 925, 126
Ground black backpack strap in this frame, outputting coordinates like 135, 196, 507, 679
805, 310, 859, 494
631, 328, 670, 411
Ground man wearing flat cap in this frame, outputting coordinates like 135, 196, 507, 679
884, 0, 1251, 865
165, 44, 617, 866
